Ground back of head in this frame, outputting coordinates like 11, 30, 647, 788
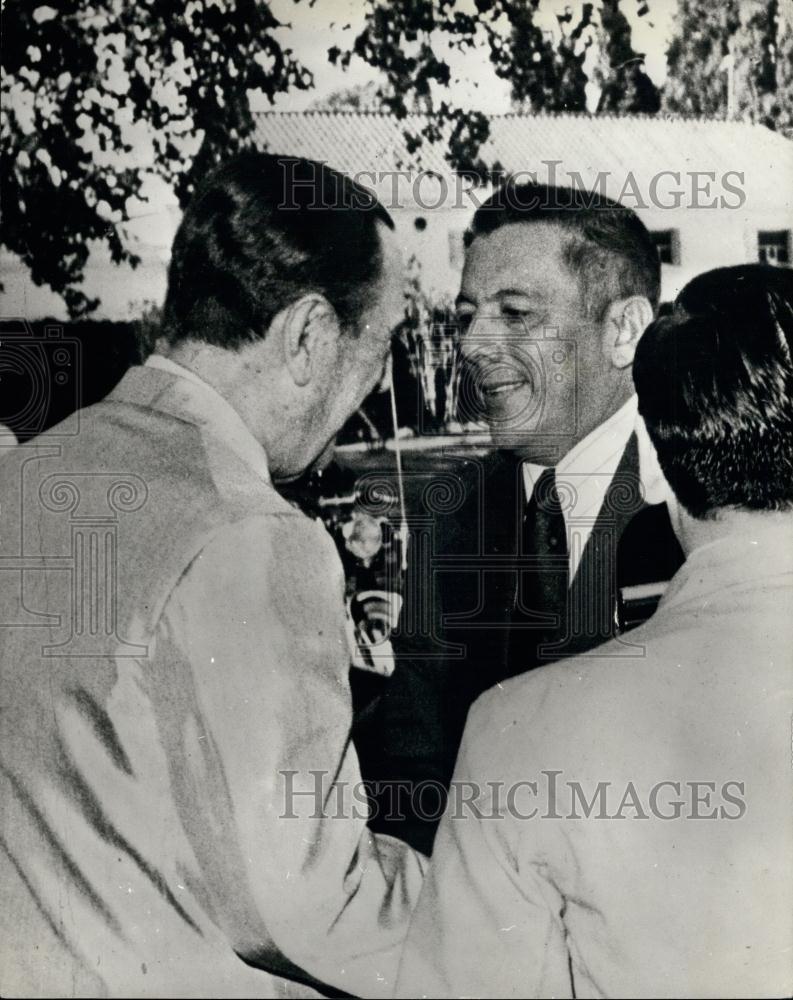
634, 264, 793, 518
466, 181, 661, 319
162, 152, 393, 348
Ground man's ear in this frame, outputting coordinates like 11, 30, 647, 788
274, 293, 341, 388
603, 296, 654, 369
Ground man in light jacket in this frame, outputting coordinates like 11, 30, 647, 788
0, 152, 423, 998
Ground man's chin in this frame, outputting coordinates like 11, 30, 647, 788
272, 438, 337, 485
486, 420, 536, 452
487, 422, 574, 464
313, 438, 338, 472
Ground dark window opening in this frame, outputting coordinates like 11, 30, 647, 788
758, 230, 790, 266
650, 229, 680, 265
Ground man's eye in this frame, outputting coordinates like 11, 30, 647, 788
503, 307, 538, 327
456, 312, 474, 332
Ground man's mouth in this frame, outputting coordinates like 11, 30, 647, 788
480, 378, 529, 399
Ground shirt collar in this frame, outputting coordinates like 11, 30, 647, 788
521, 395, 680, 580
144, 354, 272, 486
522, 395, 640, 501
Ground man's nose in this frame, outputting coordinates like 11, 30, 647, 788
459, 312, 507, 358
460, 318, 504, 366
459, 333, 479, 364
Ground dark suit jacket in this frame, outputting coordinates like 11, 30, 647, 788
353, 438, 683, 853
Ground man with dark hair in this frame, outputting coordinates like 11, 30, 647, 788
395, 263, 793, 998
453, 181, 678, 680
633, 263, 793, 517
161, 152, 391, 350
0, 153, 424, 998
365, 182, 683, 852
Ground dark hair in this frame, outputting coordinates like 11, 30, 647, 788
634, 264, 793, 519
162, 152, 394, 348
465, 182, 660, 319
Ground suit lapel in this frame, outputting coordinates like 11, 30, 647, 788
512, 434, 650, 669
551, 433, 646, 658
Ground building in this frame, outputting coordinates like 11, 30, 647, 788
253, 110, 793, 306
2, 112, 791, 318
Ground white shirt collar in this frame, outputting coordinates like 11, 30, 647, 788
522, 395, 678, 579
145, 353, 272, 486
522, 395, 638, 503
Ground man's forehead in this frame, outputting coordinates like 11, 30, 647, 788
461, 221, 572, 298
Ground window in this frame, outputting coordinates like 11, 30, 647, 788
758, 230, 790, 266
650, 229, 680, 265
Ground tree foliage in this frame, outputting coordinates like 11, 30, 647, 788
1, 0, 311, 315
310, 80, 383, 112
663, 0, 793, 133
346, 0, 658, 162
3, 0, 788, 316
595, 0, 660, 113
506, 1, 592, 112
731, 0, 793, 132
773, 12, 793, 135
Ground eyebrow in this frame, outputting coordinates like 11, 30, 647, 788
456, 289, 546, 308
499, 288, 539, 298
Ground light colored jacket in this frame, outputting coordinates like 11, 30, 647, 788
395, 523, 793, 999
0, 361, 424, 999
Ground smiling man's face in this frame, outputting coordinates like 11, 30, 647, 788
456, 222, 619, 462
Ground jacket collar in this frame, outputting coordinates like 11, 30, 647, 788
659, 518, 793, 613
108, 358, 272, 486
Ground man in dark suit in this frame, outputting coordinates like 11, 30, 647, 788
360, 182, 683, 852
395, 262, 793, 1000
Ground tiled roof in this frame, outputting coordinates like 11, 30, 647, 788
252, 110, 793, 191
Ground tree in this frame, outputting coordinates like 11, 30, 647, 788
772, 9, 793, 135
731, 0, 790, 129
595, 0, 660, 113
506, 1, 592, 112
1, 0, 311, 316
6, 0, 786, 316
663, 0, 792, 132
334, 0, 496, 175
345, 0, 602, 176
663, 0, 740, 117
347, 1, 662, 172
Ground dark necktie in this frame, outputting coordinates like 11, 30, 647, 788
507, 467, 570, 674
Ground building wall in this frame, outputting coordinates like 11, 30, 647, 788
1, 182, 789, 321
394, 196, 792, 307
